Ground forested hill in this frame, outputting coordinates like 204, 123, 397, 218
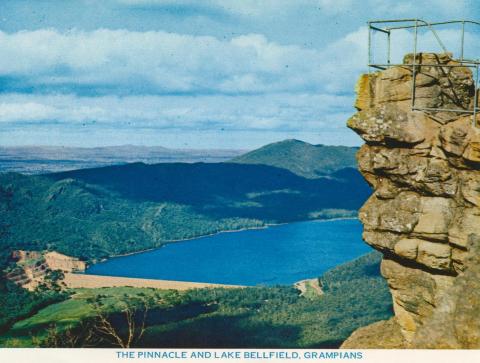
0, 160, 369, 264
231, 139, 358, 178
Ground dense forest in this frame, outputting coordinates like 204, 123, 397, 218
0, 161, 369, 264
0, 280, 67, 334
0, 139, 377, 348
0, 252, 392, 348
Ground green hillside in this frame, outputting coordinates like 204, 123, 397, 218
0, 141, 372, 341
231, 139, 358, 178
1, 252, 392, 348
0, 161, 369, 264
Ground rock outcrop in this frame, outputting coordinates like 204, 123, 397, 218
342, 53, 480, 348
7, 250, 86, 290
44, 251, 86, 272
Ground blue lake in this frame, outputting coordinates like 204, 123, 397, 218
86, 219, 370, 286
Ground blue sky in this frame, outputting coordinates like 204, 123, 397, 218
0, 0, 479, 148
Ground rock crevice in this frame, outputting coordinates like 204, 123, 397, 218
342, 53, 480, 349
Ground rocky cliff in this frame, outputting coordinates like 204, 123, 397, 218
341, 53, 480, 348
7, 250, 86, 290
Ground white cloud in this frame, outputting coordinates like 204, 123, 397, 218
0, 27, 370, 147
2, 25, 476, 97
0, 92, 360, 148
0, 92, 353, 131
0, 102, 58, 122
1, 16, 478, 147
0, 29, 330, 95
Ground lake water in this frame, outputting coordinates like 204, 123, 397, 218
85, 219, 370, 286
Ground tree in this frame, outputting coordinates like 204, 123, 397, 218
39, 269, 65, 291
87, 294, 157, 348
34, 291, 177, 348
36, 321, 98, 348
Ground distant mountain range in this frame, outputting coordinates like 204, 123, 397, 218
0, 145, 247, 174
0, 140, 367, 264
0, 140, 359, 176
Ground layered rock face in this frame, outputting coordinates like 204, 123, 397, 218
342, 53, 480, 348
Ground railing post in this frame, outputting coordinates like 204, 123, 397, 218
367, 21, 371, 68
474, 64, 479, 127
461, 21, 465, 61
387, 30, 391, 65
411, 19, 418, 110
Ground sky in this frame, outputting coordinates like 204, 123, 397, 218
0, 0, 479, 149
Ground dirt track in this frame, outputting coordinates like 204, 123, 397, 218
63, 273, 244, 290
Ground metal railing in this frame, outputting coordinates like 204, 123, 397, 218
367, 19, 480, 126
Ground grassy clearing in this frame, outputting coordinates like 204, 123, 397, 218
0, 252, 393, 348
1, 287, 178, 347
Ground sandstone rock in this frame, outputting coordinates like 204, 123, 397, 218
376, 74, 412, 104
429, 144, 447, 159
422, 158, 457, 196
451, 248, 469, 273
380, 257, 455, 340
439, 116, 472, 156
448, 207, 480, 249
412, 197, 454, 241
359, 52, 475, 118
354, 73, 374, 111
358, 146, 457, 196
344, 52, 480, 349
359, 192, 421, 235
394, 238, 420, 260
374, 178, 405, 200
405, 53, 474, 112
416, 240, 451, 271
412, 236, 480, 348
459, 170, 480, 206
348, 105, 437, 146
341, 318, 406, 349
463, 140, 480, 163
403, 52, 453, 65
363, 230, 402, 252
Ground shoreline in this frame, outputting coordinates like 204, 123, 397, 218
102, 225, 270, 260
311, 216, 358, 223
91, 216, 359, 265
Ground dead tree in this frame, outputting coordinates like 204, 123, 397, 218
89, 296, 153, 348
36, 320, 98, 348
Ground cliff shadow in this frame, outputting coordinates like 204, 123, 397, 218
44, 162, 370, 222
137, 312, 302, 348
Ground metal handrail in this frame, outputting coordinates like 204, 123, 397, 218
367, 19, 480, 126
